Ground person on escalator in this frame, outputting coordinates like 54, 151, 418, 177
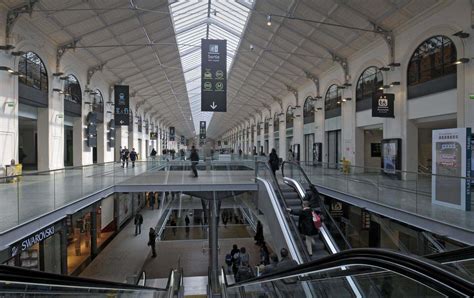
305, 185, 321, 210
287, 200, 319, 256
269, 148, 279, 176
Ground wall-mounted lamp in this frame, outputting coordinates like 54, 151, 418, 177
454, 58, 470, 65
11, 51, 25, 56
59, 76, 68, 80
53, 72, 64, 77
337, 85, 346, 89
341, 97, 352, 102
453, 31, 470, 39
0, 66, 14, 73
0, 45, 15, 51
379, 66, 390, 71
390, 81, 400, 87
267, 15, 272, 26
5, 101, 15, 107
316, 107, 322, 111
56, 113, 64, 119
53, 88, 64, 94
106, 111, 112, 114
379, 85, 391, 90
388, 62, 400, 67
343, 83, 352, 87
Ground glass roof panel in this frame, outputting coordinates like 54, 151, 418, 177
169, 0, 253, 133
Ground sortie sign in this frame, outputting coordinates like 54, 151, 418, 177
201, 39, 227, 112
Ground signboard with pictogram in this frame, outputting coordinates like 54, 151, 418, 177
372, 93, 394, 118
201, 39, 227, 112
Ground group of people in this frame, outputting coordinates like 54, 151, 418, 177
119, 146, 138, 168
225, 244, 253, 282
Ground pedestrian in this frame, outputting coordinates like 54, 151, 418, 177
170, 217, 177, 236
287, 148, 294, 161
276, 248, 304, 296
148, 227, 157, 258
287, 200, 319, 256
239, 247, 249, 265
254, 220, 264, 245
306, 185, 321, 210
121, 147, 129, 167
235, 261, 254, 282
190, 146, 199, 178
259, 242, 270, 265
222, 210, 228, 228
238, 148, 242, 158
262, 253, 279, 275
119, 146, 123, 163
180, 149, 185, 160
268, 148, 279, 176
185, 215, 190, 226
225, 253, 233, 274
129, 147, 138, 167
134, 212, 143, 236
252, 147, 257, 156
230, 244, 241, 276
150, 148, 157, 160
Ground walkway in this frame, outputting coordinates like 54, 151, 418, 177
80, 207, 166, 283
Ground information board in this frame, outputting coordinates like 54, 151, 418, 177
114, 85, 129, 126
201, 39, 227, 112
199, 121, 206, 140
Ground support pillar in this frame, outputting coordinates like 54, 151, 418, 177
209, 192, 221, 295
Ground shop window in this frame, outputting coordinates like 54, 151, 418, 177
273, 113, 279, 132
356, 67, 383, 111
64, 75, 82, 105
286, 106, 294, 128
407, 35, 457, 99
18, 51, 48, 91
325, 84, 341, 119
303, 97, 315, 124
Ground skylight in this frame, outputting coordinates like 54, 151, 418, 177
169, 0, 254, 134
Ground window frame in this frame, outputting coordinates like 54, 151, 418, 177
303, 97, 315, 124
324, 84, 341, 119
355, 67, 384, 112
18, 51, 48, 92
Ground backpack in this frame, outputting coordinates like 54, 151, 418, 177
225, 254, 233, 266
312, 211, 322, 230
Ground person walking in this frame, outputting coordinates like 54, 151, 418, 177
287, 148, 294, 161
259, 242, 270, 265
190, 146, 199, 178
150, 148, 157, 160
148, 227, 157, 258
129, 148, 138, 167
287, 201, 319, 256
170, 217, 177, 237
268, 148, 279, 176
254, 220, 264, 245
180, 149, 185, 160
238, 148, 242, 158
134, 213, 143, 236
121, 147, 129, 168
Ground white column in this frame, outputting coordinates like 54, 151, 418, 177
279, 117, 286, 158
36, 107, 50, 170
269, 120, 275, 152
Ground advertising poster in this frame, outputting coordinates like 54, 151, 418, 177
201, 39, 227, 112
432, 128, 471, 211
114, 85, 129, 126
381, 139, 401, 176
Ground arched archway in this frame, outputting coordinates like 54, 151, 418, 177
63, 75, 82, 167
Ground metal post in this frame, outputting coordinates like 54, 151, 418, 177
60, 218, 68, 275
209, 191, 220, 295
91, 203, 98, 257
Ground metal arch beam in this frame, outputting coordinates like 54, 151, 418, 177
5, 0, 39, 44
56, 39, 81, 73
87, 64, 105, 86
305, 70, 320, 96
286, 85, 299, 106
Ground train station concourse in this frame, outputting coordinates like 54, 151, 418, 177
0, 0, 473, 297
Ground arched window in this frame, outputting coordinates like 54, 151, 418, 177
137, 115, 143, 133
64, 75, 82, 105
325, 84, 341, 119
18, 51, 48, 91
273, 113, 279, 132
286, 106, 294, 128
303, 97, 315, 124
356, 67, 383, 111
264, 118, 269, 135
407, 35, 457, 99
257, 122, 261, 136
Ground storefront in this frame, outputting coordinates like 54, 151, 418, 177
1, 222, 63, 274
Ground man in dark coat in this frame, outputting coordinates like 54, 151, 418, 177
148, 227, 157, 257
190, 146, 199, 177
287, 201, 319, 256
129, 148, 138, 167
268, 148, 279, 176
134, 213, 143, 235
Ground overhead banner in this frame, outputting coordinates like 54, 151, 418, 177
372, 93, 395, 118
199, 121, 206, 140
201, 39, 227, 112
169, 127, 175, 141
432, 128, 471, 211
114, 85, 129, 126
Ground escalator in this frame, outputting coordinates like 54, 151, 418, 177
0, 264, 183, 297
221, 248, 474, 297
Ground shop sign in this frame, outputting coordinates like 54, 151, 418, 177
200, 121, 206, 140
361, 210, 371, 230
432, 128, 471, 211
201, 39, 227, 112
114, 85, 130, 126
372, 93, 394, 118
330, 201, 343, 218
11, 226, 55, 257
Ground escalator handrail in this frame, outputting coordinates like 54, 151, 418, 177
282, 161, 474, 266
282, 162, 352, 251
0, 265, 166, 292
255, 161, 311, 261
225, 248, 474, 297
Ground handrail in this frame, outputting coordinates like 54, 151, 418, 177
255, 161, 311, 262
426, 246, 474, 264
0, 265, 165, 292
224, 248, 474, 297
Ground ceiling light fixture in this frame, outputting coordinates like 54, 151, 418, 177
267, 15, 272, 26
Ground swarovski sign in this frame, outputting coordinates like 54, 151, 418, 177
11, 225, 55, 257
372, 93, 394, 118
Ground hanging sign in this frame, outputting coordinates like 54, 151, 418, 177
361, 210, 371, 230
201, 39, 227, 112
432, 128, 471, 211
200, 121, 206, 140
372, 93, 394, 118
114, 85, 130, 126
169, 127, 175, 141
150, 132, 158, 140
